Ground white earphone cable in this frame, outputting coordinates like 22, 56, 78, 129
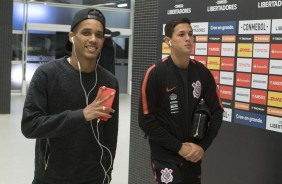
72, 38, 112, 184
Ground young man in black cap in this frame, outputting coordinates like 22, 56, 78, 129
139, 17, 223, 184
21, 8, 119, 184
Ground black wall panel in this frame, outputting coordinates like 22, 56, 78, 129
0, 1, 12, 114
128, 1, 159, 184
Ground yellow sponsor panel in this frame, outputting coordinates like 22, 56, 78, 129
207, 57, 220, 70
268, 91, 282, 108
162, 42, 171, 54
237, 43, 253, 57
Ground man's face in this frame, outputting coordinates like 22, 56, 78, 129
170, 23, 194, 55
71, 19, 105, 61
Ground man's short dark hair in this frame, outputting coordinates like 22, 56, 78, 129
165, 17, 191, 38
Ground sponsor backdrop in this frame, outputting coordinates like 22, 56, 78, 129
158, 0, 282, 134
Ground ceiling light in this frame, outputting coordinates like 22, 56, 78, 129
116, 0, 128, 8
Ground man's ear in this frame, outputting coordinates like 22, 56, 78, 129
164, 36, 172, 47
68, 32, 75, 43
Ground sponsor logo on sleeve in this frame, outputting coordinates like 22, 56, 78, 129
266, 115, 282, 133
191, 22, 209, 35
234, 109, 266, 129
271, 19, 282, 34
236, 58, 252, 72
221, 57, 235, 71
268, 91, 282, 108
211, 70, 220, 84
253, 44, 270, 58
169, 93, 179, 114
237, 43, 253, 57
208, 43, 221, 56
220, 85, 233, 100
235, 102, 250, 111
223, 107, 232, 122
235, 87, 250, 103
195, 43, 208, 55
270, 44, 282, 58
207, 57, 221, 70
221, 43, 235, 56
269, 59, 282, 75
251, 89, 267, 105
268, 75, 282, 92
251, 74, 268, 89
252, 59, 269, 74
220, 71, 234, 85
238, 19, 271, 34
236, 73, 251, 87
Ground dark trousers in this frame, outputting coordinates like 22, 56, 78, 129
151, 159, 201, 184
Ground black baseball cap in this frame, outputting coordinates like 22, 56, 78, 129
66, 8, 106, 51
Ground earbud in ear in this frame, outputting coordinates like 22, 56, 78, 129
71, 37, 74, 43
168, 40, 172, 47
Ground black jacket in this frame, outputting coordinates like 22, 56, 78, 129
139, 56, 223, 163
21, 57, 119, 183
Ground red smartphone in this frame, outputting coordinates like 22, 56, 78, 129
98, 86, 116, 121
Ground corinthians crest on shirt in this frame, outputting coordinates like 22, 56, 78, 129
192, 80, 202, 99
169, 93, 179, 114
161, 168, 174, 184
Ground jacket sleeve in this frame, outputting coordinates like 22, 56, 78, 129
198, 68, 224, 151
139, 65, 182, 153
21, 67, 86, 139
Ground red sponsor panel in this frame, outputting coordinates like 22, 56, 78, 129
221, 57, 235, 71
251, 89, 267, 105
269, 75, 282, 92
270, 44, 282, 59
236, 73, 251, 88
252, 59, 269, 74
191, 43, 195, 55
211, 70, 220, 84
220, 85, 233, 100
208, 43, 221, 56
194, 56, 207, 66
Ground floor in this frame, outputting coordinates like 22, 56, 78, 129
0, 94, 131, 184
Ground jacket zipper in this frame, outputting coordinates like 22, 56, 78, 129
44, 138, 50, 170
194, 114, 202, 137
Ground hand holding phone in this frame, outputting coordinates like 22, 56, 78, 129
98, 86, 116, 121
